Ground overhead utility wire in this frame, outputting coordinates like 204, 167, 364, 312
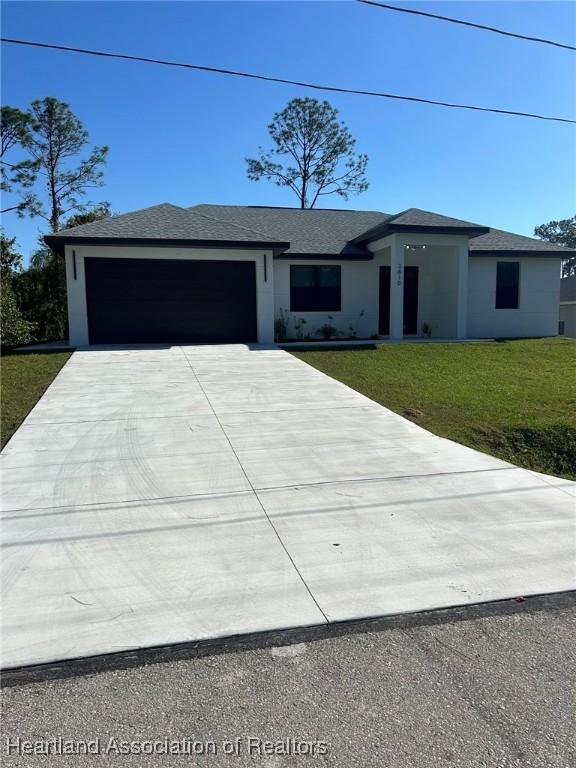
356, 0, 576, 51
1, 38, 574, 124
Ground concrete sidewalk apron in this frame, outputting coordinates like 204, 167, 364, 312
1, 344, 574, 669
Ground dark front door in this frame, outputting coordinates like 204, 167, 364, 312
403, 266, 419, 335
85, 257, 258, 344
379, 266, 419, 336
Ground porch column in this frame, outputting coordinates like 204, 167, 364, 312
455, 243, 469, 339
390, 237, 404, 339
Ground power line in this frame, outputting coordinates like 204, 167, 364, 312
1, 37, 574, 124
356, 0, 576, 51
1, 158, 47, 176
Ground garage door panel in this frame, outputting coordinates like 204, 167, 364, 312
85, 258, 257, 344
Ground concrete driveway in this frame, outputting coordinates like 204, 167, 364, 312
1, 344, 574, 669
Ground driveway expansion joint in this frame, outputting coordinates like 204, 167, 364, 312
177, 346, 330, 625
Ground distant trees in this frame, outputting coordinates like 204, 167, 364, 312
63, 202, 112, 230
3, 97, 110, 232
534, 216, 576, 277
1, 97, 110, 343
1, 106, 35, 216
13, 205, 113, 343
0, 234, 34, 347
246, 98, 368, 209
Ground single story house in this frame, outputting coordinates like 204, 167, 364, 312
45, 203, 573, 346
559, 275, 576, 338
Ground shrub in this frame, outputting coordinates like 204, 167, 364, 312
317, 323, 337, 340
274, 315, 288, 342
1, 278, 35, 348
12, 249, 67, 343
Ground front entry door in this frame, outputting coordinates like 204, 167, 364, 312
379, 266, 419, 335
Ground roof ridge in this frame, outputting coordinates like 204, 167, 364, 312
192, 203, 389, 215
399, 206, 486, 228
379, 207, 412, 225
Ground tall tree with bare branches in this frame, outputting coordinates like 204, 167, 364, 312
246, 98, 368, 209
20, 97, 109, 232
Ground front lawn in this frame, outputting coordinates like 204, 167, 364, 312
0, 350, 72, 448
292, 338, 576, 479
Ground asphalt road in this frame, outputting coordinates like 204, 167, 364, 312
2, 593, 575, 768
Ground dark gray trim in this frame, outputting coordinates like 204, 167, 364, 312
352, 223, 489, 244
263, 253, 267, 282
469, 250, 565, 258
72, 249, 77, 280
389, 224, 489, 235
275, 252, 373, 261
44, 235, 290, 255
279, 249, 564, 260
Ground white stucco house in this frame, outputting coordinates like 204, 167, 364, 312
45, 203, 573, 346
559, 276, 576, 338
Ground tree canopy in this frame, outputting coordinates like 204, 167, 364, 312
0, 234, 34, 347
1, 98, 111, 344
18, 97, 109, 232
0, 106, 36, 216
246, 98, 368, 209
2, 98, 109, 232
63, 202, 112, 230
534, 216, 576, 276
0, 232, 24, 276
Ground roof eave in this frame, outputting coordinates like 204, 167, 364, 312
469, 249, 568, 258
275, 250, 373, 261
44, 235, 290, 254
352, 223, 490, 244
388, 224, 490, 236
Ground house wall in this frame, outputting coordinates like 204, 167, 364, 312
404, 247, 460, 338
273, 256, 384, 339
64, 244, 275, 346
467, 256, 561, 338
559, 303, 576, 338
64, 243, 563, 346
274, 237, 466, 340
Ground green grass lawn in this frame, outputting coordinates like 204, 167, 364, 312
0, 350, 72, 448
292, 338, 576, 480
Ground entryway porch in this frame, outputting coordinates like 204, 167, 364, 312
373, 232, 469, 340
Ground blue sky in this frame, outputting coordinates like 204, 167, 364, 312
2, 1, 575, 259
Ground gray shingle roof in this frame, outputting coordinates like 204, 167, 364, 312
46, 203, 288, 246
560, 276, 576, 302
351, 207, 489, 244
191, 205, 390, 256
469, 227, 573, 254
45, 201, 574, 258
388, 208, 488, 230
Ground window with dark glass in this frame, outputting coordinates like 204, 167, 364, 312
290, 265, 341, 311
495, 262, 520, 309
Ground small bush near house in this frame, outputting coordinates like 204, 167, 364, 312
317, 323, 338, 340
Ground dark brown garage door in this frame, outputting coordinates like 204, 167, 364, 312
85, 257, 258, 344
